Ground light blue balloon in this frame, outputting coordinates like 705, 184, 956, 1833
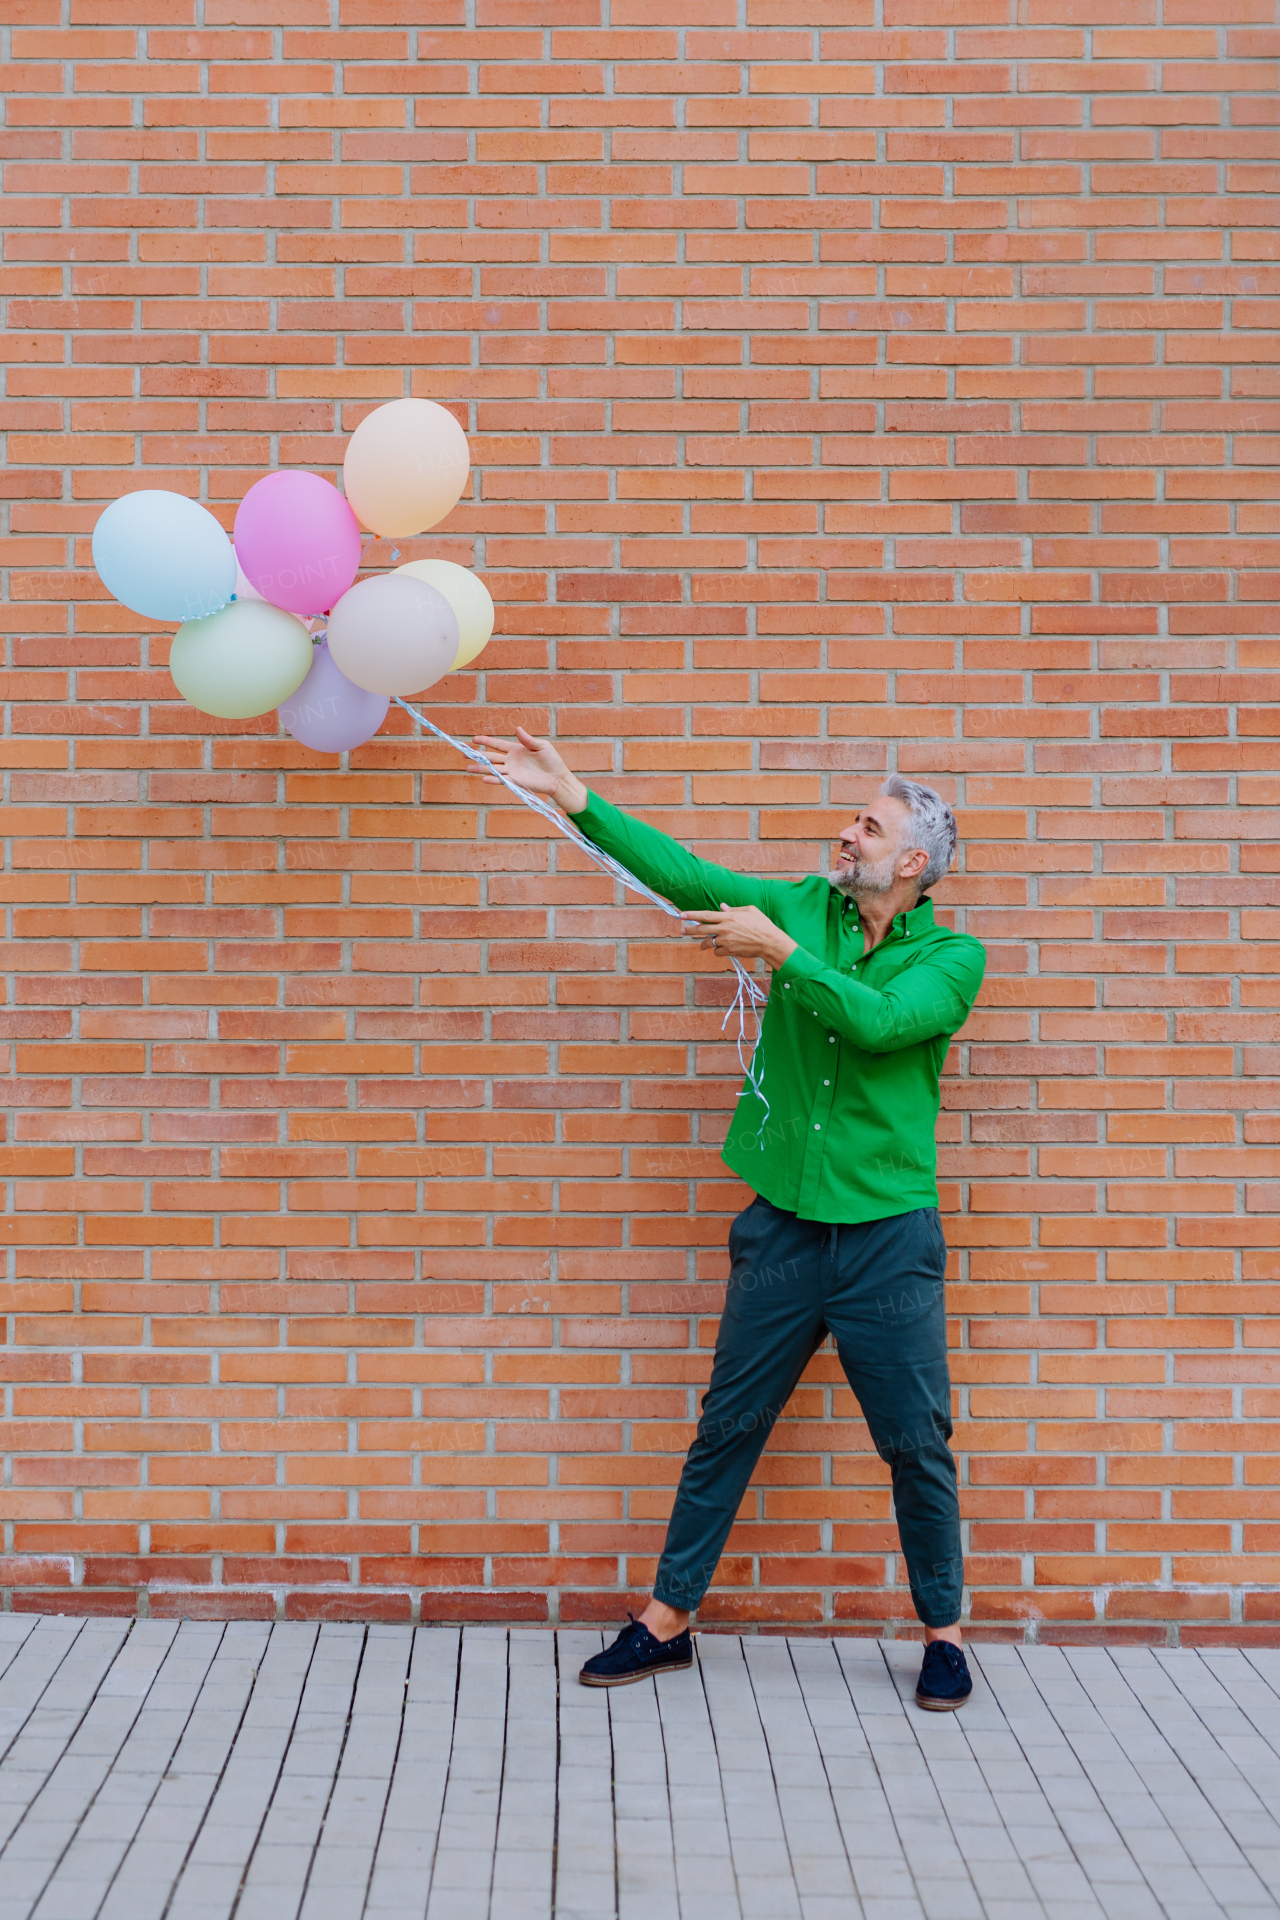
92, 490, 236, 623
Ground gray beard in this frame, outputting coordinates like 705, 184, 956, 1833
829, 857, 896, 900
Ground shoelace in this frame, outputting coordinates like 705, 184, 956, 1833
926, 1641, 964, 1670
392, 695, 772, 1140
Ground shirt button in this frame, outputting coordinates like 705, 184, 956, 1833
828, 1037, 834, 1044
814, 1123, 821, 1131
823, 1079, 830, 1086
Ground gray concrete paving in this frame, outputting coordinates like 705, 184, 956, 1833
0, 1616, 1277, 1920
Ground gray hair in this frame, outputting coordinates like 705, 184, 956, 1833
880, 774, 957, 894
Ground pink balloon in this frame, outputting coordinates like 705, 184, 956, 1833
278, 641, 389, 753
233, 471, 362, 618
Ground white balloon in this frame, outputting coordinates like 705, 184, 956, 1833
394, 559, 494, 669
232, 552, 264, 602
325, 573, 459, 698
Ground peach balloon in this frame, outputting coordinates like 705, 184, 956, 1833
342, 398, 470, 540
394, 559, 494, 670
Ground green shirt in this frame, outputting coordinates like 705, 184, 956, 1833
576, 790, 987, 1226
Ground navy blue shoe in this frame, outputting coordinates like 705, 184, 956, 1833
578, 1614, 693, 1688
915, 1640, 973, 1711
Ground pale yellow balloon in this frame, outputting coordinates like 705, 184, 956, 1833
394, 559, 494, 670
343, 398, 470, 539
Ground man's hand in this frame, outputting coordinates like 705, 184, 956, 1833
472, 726, 589, 816
683, 904, 797, 971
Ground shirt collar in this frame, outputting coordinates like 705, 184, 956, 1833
899, 895, 935, 937
846, 894, 936, 939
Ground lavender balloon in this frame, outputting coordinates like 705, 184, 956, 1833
278, 642, 389, 753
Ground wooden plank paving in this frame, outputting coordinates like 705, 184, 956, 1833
0, 1619, 1277, 1920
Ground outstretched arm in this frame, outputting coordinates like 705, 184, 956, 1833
472, 727, 590, 818
473, 727, 779, 915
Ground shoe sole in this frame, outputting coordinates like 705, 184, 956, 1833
915, 1689, 971, 1712
578, 1656, 694, 1689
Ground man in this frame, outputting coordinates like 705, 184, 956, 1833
474, 728, 986, 1711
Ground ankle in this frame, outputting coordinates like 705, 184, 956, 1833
639, 1599, 690, 1643
924, 1624, 962, 1648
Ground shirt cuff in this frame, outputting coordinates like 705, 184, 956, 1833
775, 945, 826, 987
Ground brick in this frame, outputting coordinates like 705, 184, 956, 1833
0, 5, 1267, 1641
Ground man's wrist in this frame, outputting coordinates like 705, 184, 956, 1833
766, 931, 798, 969
556, 774, 589, 815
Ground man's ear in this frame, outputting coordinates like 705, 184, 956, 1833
899, 845, 929, 882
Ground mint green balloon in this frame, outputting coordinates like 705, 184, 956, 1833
170, 600, 314, 718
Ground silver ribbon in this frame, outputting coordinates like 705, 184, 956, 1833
391, 695, 772, 1140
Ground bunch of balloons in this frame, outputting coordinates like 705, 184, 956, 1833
90, 399, 494, 753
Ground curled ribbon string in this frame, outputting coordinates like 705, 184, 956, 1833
392, 694, 772, 1141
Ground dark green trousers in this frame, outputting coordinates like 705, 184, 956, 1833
653, 1197, 963, 1627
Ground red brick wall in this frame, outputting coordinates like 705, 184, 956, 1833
1, 1, 1276, 1642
